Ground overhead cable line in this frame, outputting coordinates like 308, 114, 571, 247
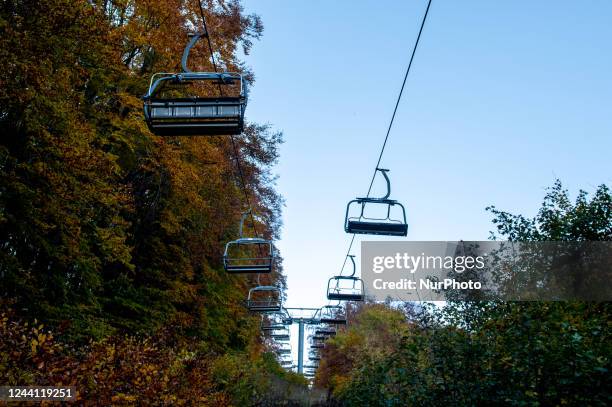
337, 0, 433, 277
195, 0, 262, 240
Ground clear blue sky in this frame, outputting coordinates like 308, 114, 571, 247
240, 0, 612, 315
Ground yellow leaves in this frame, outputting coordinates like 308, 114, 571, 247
112, 393, 138, 403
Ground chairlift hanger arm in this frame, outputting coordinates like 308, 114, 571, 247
238, 209, 250, 238
337, 0, 432, 267
181, 31, 207, 73
348, 255, 356, 277
356, 168, 392, 201
377, 168, 391, 200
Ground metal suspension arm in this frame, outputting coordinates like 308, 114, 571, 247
181, 32, 207, 73
376, 168, 392, 200
238, 209, 251, 238
348, 255, 356, 277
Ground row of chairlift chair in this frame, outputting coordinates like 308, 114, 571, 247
143, 32, 283, 314
260, 305, 347, 370
261, 311, 293, 367
143, 33, 410, 323
223, 210, 282, 312
306, 306, 348, 366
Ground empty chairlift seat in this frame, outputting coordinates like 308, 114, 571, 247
327, 276, 365, 301
261, 317, 289, 332
344, 168, 408, 236
318, 305, 347, 325
275, 342, 292, 356
224, 211, 274, 273
143, 73, 245, 136
270, 326, 291, 341
315, 328, 336, 336
261, 312, 292, 331
261, 323, 286, 332
247, 286, 282, 312
224, 237, 274, 272
143, 33, 246, 136
326, 255, 365, 301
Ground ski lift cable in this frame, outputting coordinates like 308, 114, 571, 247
196, 0, 219, 74
195, 0, 263, 240
334, 0, 433, 286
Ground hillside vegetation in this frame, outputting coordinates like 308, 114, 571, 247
316, 182, 611, 406
0, 0, 308, 404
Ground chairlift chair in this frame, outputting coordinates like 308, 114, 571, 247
271, 326, 291, 341
327, 277, 364, 301
275, 342, 292, 355
143, 32, 246, 136
261, 323, 286, 332
261, 312, 291, 331
319, 305, 347, 325
315, 328, 336, 336
247, 286, 282, 312
326, 255, 365, 301
224, 211, 274, 273
344, 168, 408, 236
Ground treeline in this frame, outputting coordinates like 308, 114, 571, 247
317, 182, 612, 406
0, 0, 306, 403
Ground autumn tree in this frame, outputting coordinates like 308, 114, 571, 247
0, 0, 283, 349
318, 181, 611, 406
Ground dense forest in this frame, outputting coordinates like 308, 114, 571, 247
1, 0, 309, 404
1, 0, 611, 406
